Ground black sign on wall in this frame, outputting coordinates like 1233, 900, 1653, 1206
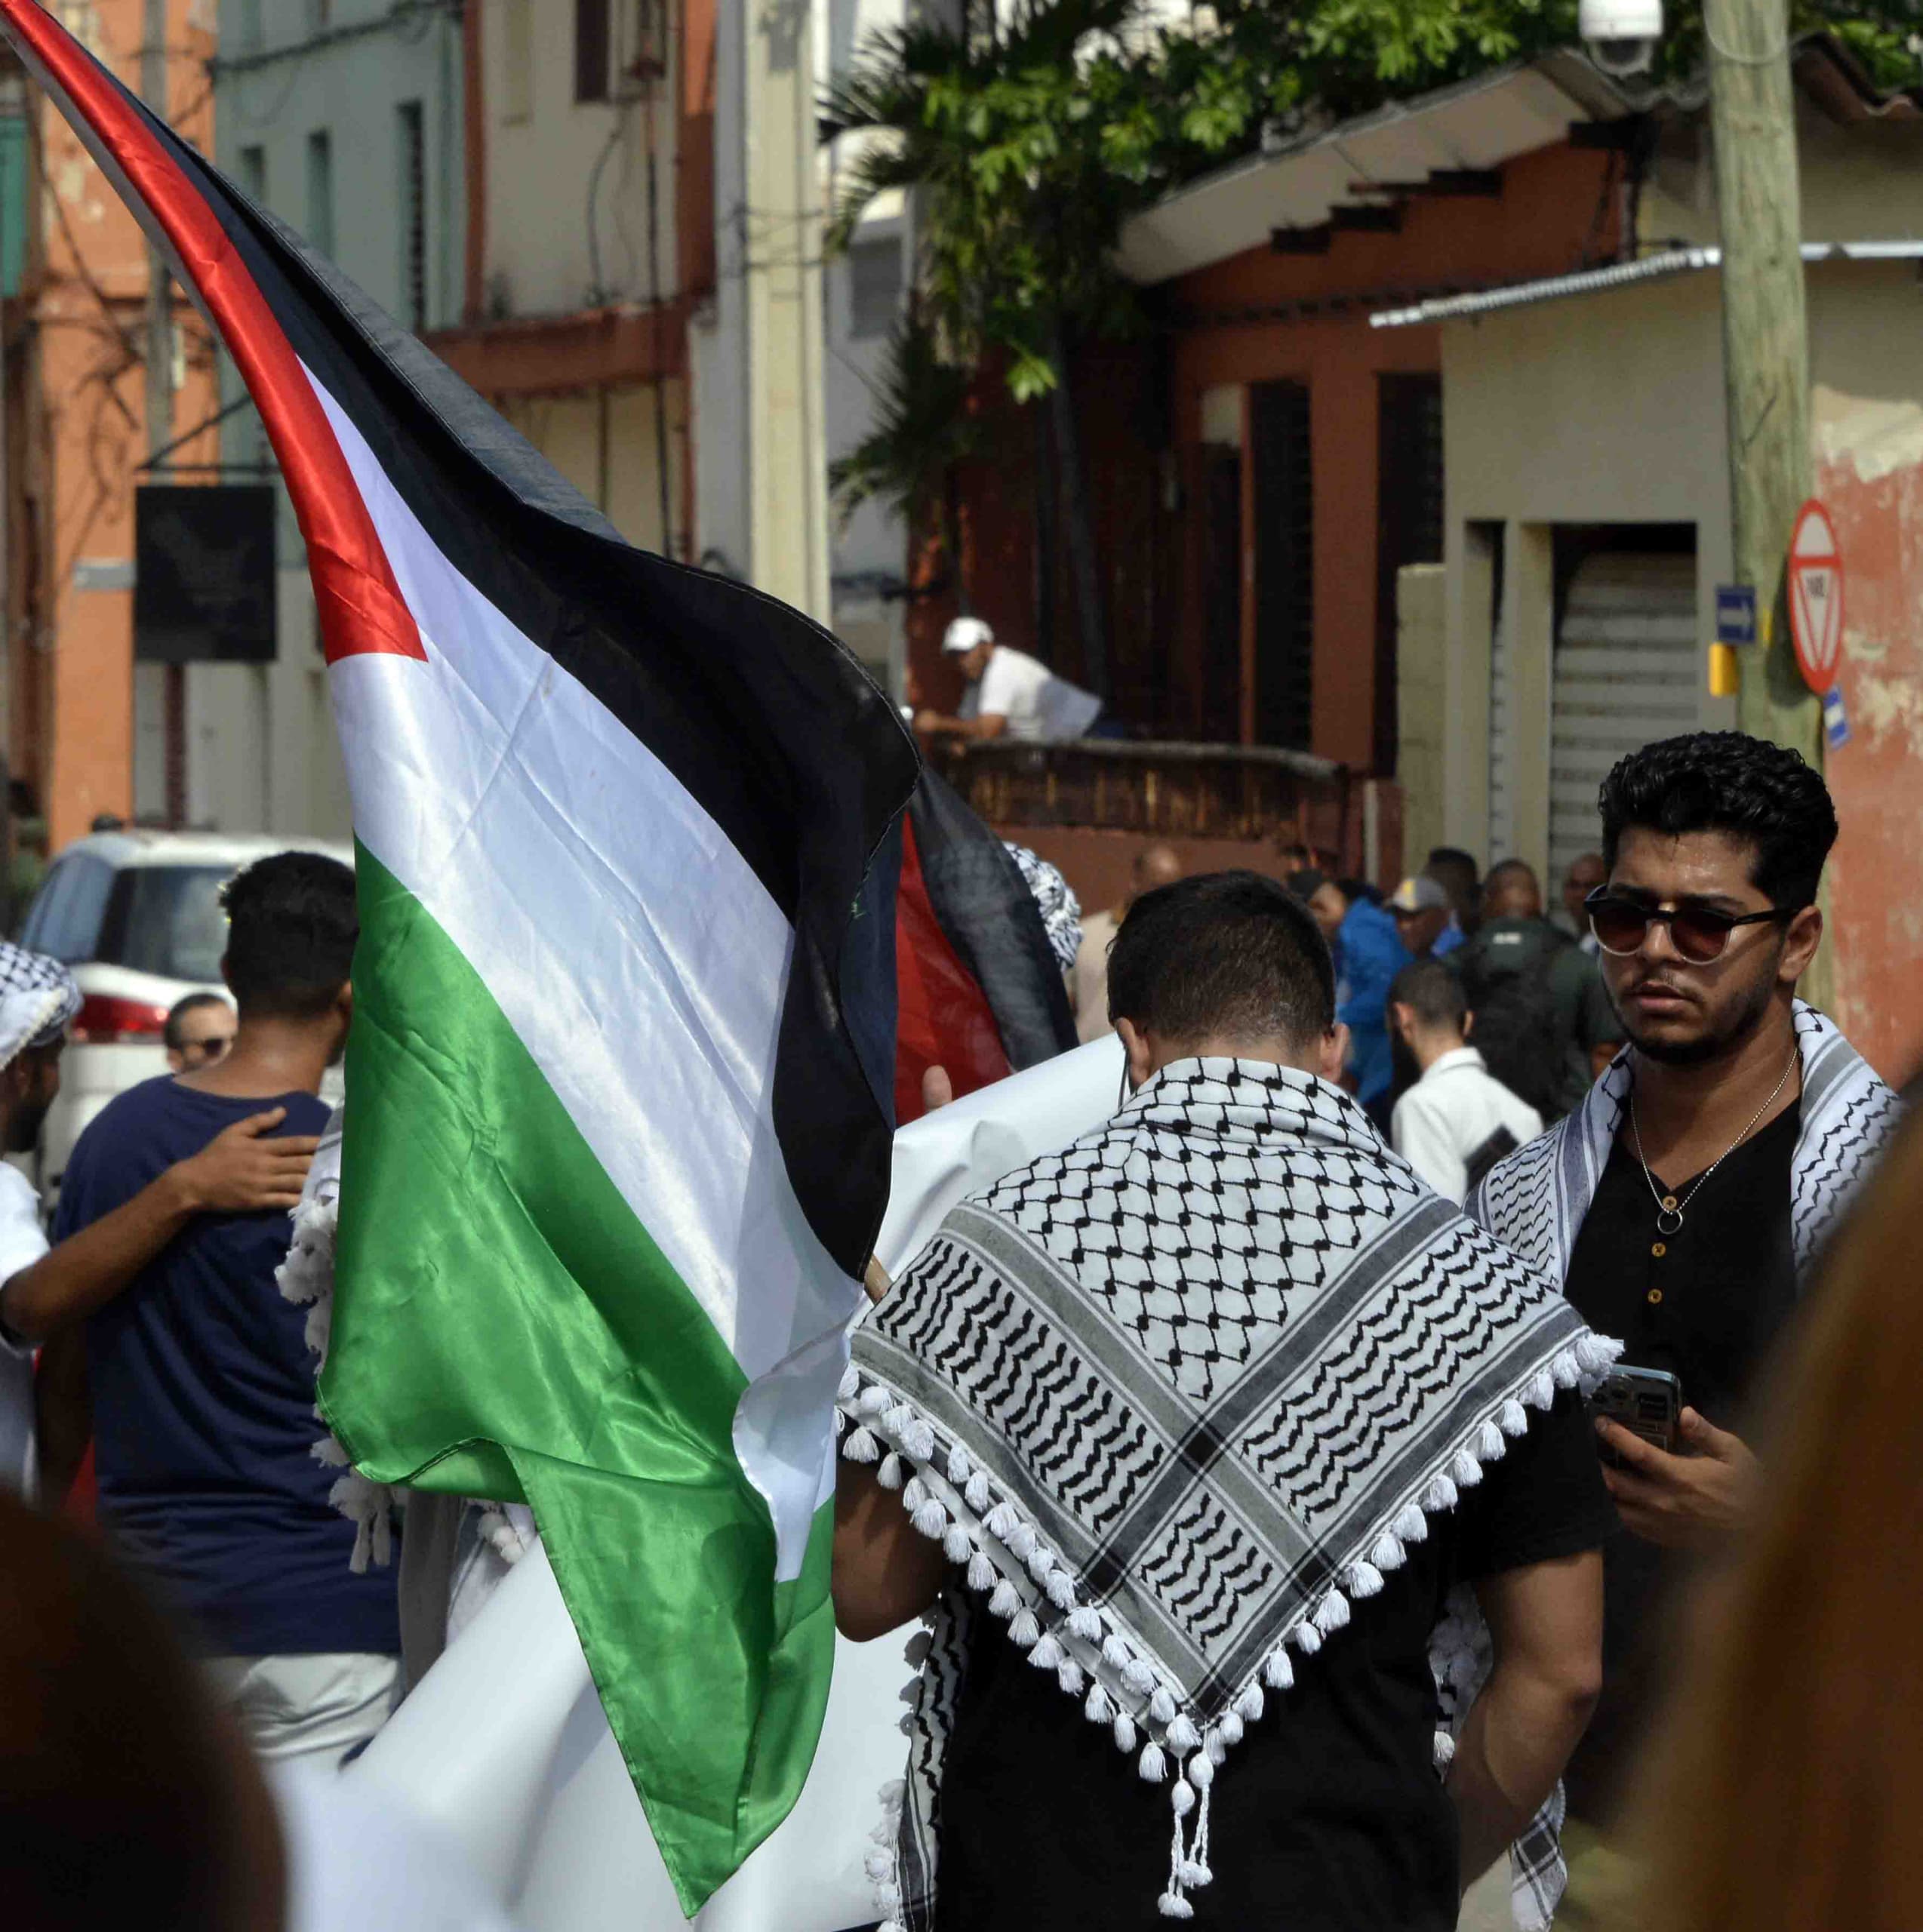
134, 484, 278, 663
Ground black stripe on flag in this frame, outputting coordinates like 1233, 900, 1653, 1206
81, 69, 918, 1275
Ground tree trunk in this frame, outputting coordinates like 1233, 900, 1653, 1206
1047, 321, 1109, 702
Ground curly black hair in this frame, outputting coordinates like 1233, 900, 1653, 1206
218, 850, 358, 1019
1598, 731, 1837, 910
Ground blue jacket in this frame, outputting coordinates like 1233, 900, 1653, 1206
1334, 898, 1411, 1104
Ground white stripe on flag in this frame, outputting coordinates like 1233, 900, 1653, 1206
309, 372, 854, 1572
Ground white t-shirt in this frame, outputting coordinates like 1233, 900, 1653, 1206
958, 645, 1103, 743
1391, 1046, 1544, 1206
0, 1161, 49, 1497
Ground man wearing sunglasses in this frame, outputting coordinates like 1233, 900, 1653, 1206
1466, 731, 1901, 1926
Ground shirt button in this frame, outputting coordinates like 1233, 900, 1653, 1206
1651, 1241, 1667, 1260
1647, 1287, 1664, 1306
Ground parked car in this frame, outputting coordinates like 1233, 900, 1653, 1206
18, 829, 354, 1195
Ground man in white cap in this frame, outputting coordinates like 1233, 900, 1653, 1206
914, 616, 1103, 744
1387, 873, 1462, 960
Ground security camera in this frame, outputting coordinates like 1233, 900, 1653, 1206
1580, 0, 1663, 75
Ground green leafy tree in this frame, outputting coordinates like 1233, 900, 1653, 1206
825, 0, 1918, 694
825, 2, 1165, 694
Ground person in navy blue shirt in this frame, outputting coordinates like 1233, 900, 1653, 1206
1293, 869, 1411, 1115
45, 852, 401, 1770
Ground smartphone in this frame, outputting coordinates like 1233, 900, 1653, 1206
1587, 1365, 1681, 1462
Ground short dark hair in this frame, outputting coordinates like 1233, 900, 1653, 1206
1389, 957, 1467, 1033
1598, 732, 1838, 910
1425, 847, 1480, 890
219, 852, 358, 1020
162, 992, 228, 1053
1485, 857, 1537, 893
1108, 870, 1334, 1046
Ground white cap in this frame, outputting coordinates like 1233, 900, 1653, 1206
943, 616, 994, 655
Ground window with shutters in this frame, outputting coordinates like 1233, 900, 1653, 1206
848, 238, 901, 340
576, 0, 611, 102
305, 129, 333, 260
1250, 380, 1314, 751
396, 101, 426, 332
1375, 373, 1445, 776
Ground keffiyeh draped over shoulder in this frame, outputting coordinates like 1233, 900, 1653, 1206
840, 1058, 1617, 1927
1469, 1001, 1903, 1286
0, 940, 80, 1069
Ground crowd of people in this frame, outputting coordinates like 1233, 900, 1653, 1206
842, 729, 1907, 1932
2, 730, 1917, 1932
1278, 841, 1624, 1205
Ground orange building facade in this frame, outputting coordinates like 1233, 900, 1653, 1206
912, 60, 1637, 789
9, 0, 218, 854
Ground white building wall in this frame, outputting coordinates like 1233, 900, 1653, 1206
479, 0, 677, 321
1437, 267, 1734, 866
192, 0, 466, 841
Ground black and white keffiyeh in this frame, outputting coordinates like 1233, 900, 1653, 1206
1004, 841, 1081, 974
1457, 999, 1903, 1924
0, 940, 81, 1069
842, 1058, 1617, 1927
1470, 1000, 1902, 1285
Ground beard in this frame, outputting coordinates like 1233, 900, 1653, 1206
1617, 959, 1779, 1067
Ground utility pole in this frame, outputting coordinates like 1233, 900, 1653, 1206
1706, 0, 1818, 761
141, 0, 182, 826
1704, 0, 1832, 1004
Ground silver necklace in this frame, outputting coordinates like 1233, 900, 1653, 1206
1629, 1044, 1800, 1239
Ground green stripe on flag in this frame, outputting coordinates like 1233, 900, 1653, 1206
321, 841, 836, 1911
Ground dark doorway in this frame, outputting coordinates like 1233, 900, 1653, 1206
1375, 372, 1445, 775
1198, 445, 1242, 742
1250, 380, 1313, 749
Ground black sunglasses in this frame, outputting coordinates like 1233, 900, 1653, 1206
1584, 887, 1795, 964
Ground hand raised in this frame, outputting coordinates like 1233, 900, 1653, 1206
175, 1108, 321, 1215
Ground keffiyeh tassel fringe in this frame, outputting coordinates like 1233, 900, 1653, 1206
280, 1190, 403, 1568
841, 1325, 1620, 1930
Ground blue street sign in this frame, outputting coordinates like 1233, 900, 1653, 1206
1823, 685, 1851, 750
1715, 584, 1758, 647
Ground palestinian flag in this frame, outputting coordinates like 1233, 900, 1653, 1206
894, 770, 1077, 1121
0, 0, 918, 1908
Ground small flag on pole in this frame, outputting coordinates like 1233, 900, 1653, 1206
0, 0, 918, 1909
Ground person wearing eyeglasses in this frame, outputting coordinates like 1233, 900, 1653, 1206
165, 992, 237, 1073
1462, 731, 1902, 1928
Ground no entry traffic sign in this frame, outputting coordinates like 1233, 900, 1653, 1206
1789, 500, 1845, 696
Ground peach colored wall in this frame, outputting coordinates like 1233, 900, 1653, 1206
1165, 142, 1617, 771
30, 0, 219, 849
1819, 450, 1923, 1087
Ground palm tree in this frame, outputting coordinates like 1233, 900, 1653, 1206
822, 1, 1158, 701
829, 308, 978, 596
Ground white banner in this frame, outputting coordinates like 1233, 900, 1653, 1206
349, 1037, 1125, 1929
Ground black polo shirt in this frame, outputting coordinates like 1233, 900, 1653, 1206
932, 1392, 1614, 1930
1558, 1100, 1800, 1820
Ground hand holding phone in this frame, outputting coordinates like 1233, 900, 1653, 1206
1586, 1364, 1681, 1464
1594, 1400, 1759, 1549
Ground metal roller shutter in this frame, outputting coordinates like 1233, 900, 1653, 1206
1549, 552, 1700, 886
